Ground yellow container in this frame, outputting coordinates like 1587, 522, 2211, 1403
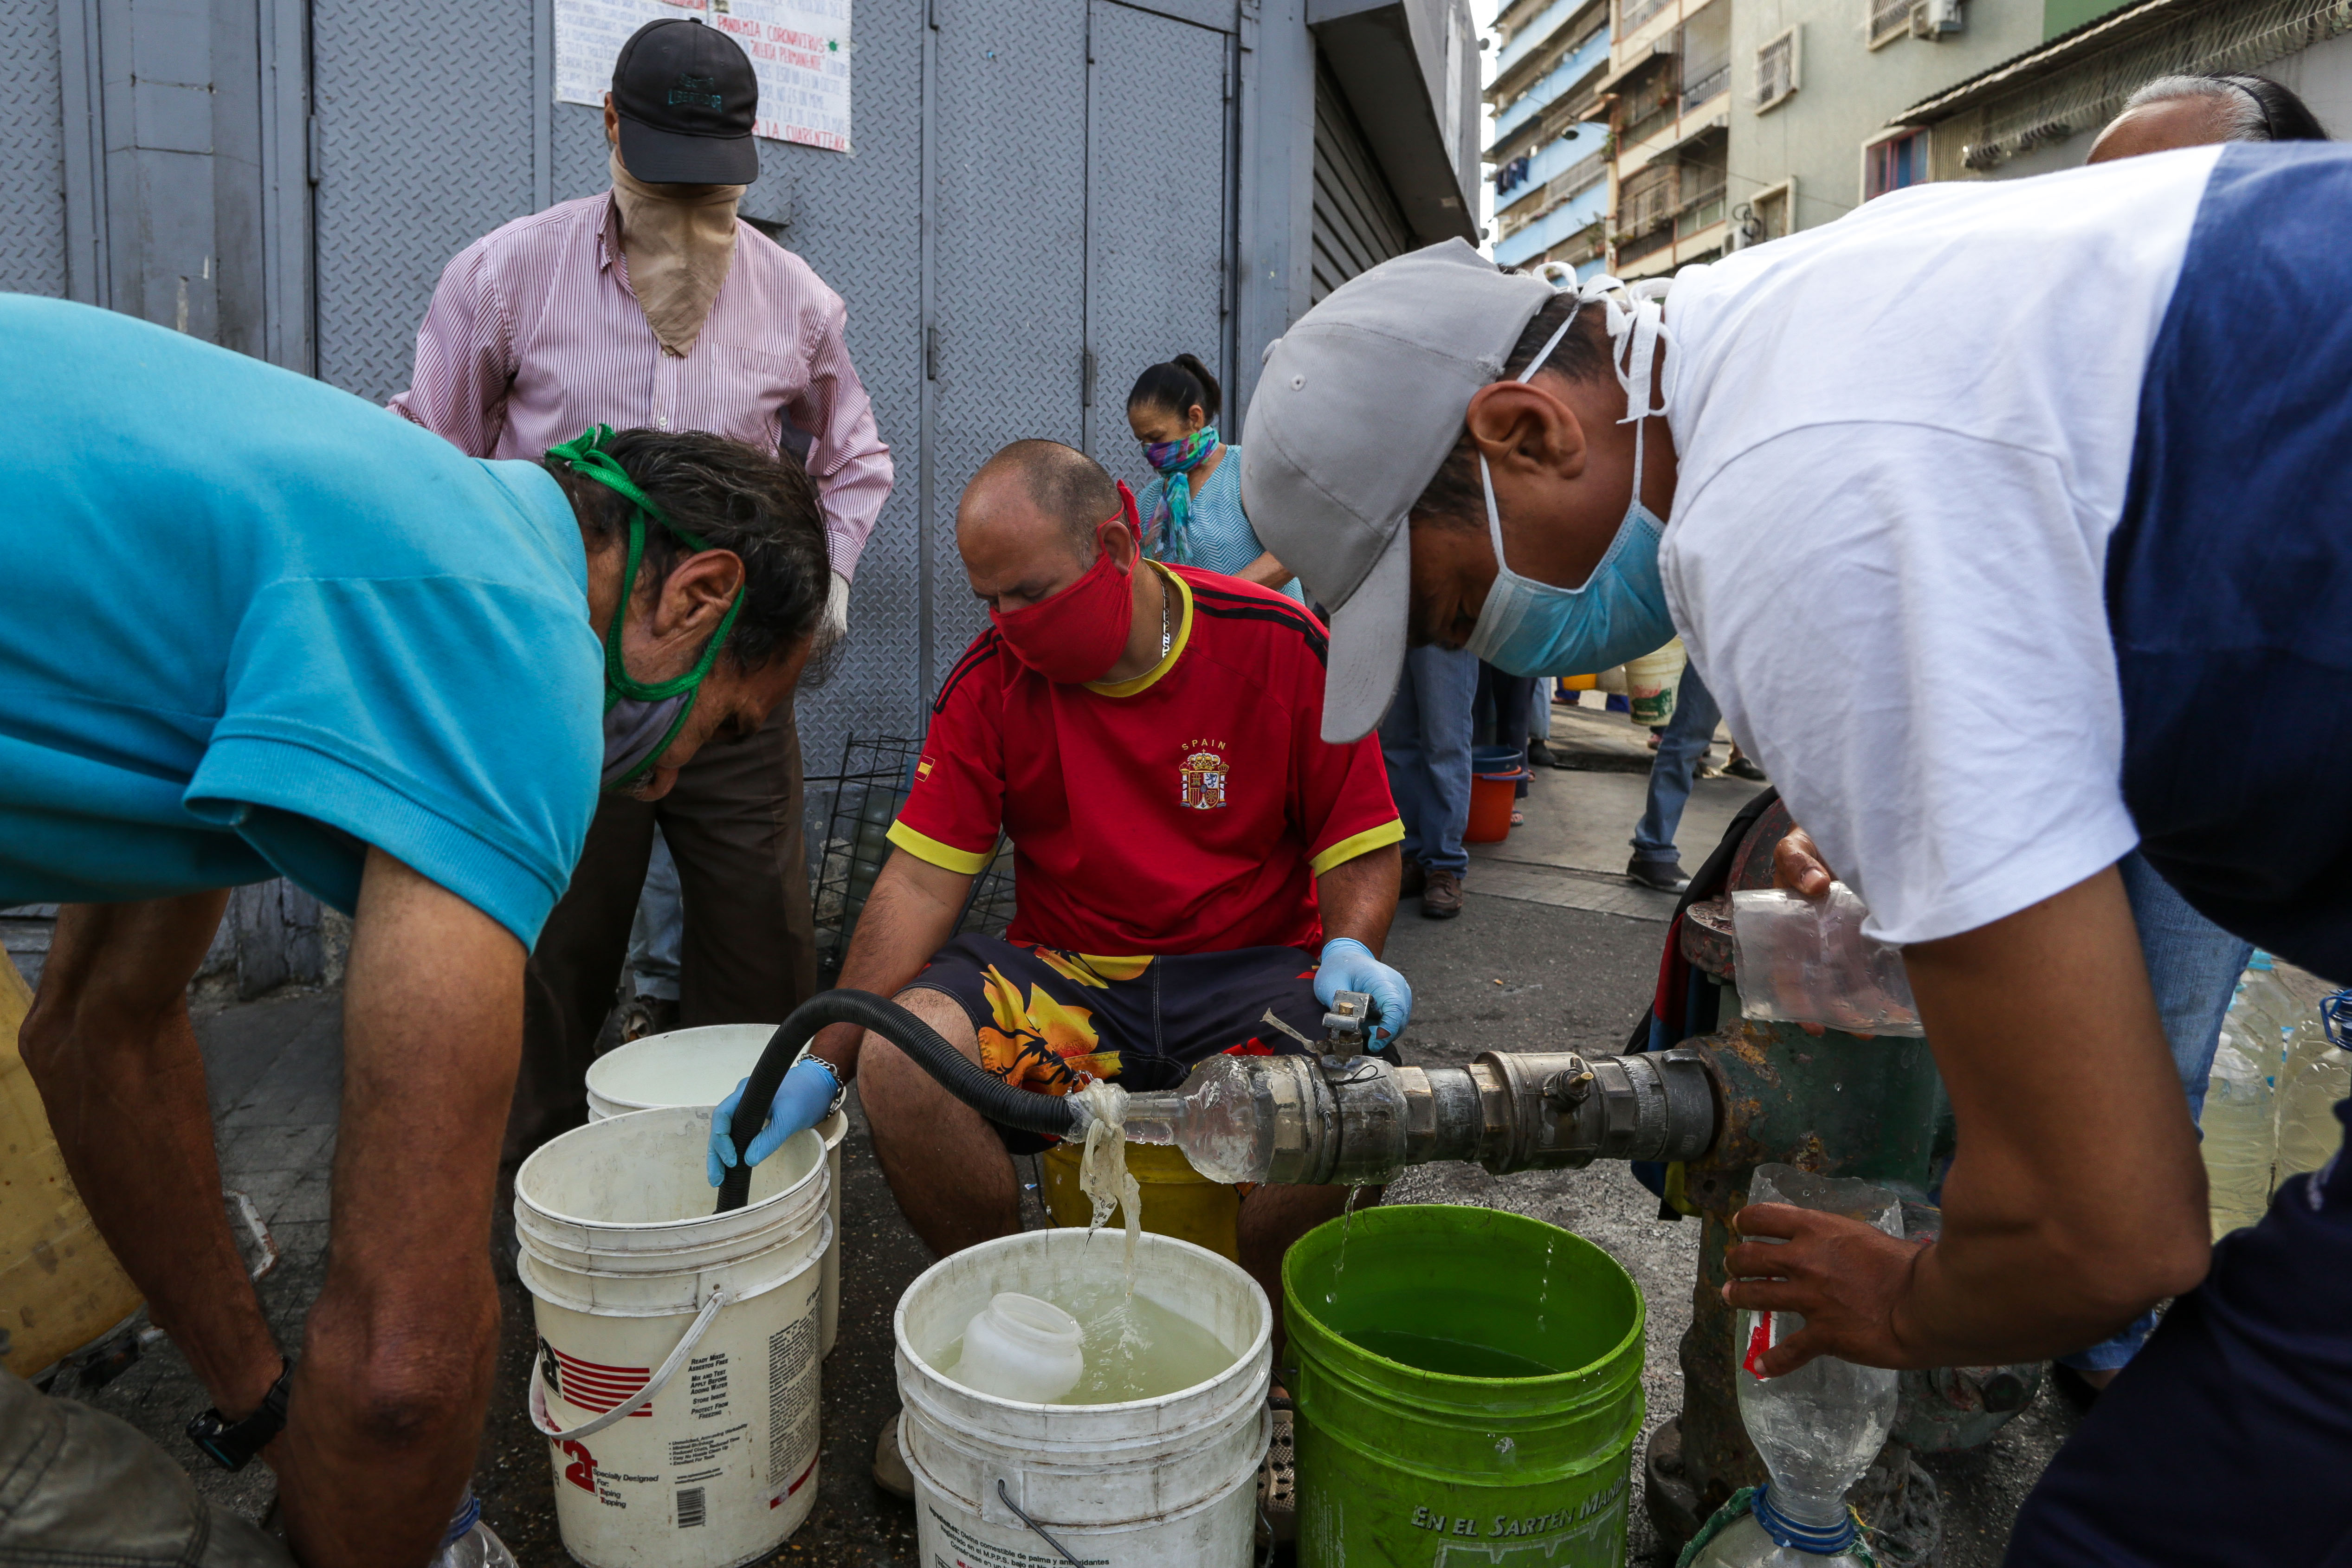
0, 958, 143, 1376
1040, 1138, 1242, 1262
1557, 673, 1599, 692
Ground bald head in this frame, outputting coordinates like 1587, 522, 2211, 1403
957, 439, 1137, 614
2089, 93, 2245, 162
963, 440, 1123, 558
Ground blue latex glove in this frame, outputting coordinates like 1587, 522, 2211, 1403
707, 1058, 837, 1187
1315, 937, 1413, 1051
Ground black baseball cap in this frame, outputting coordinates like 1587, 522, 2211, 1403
612, 17, 758, 185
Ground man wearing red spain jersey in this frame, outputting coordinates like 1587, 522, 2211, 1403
711, 440, 1409, 1375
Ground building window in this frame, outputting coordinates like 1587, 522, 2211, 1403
1867, 0, 1912, 47
1865, 129, 1928, 198
1752, 181, 1792, 239
1754, 28, 1798, 111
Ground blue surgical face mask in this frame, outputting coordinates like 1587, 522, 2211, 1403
1462, 275, 1679, 678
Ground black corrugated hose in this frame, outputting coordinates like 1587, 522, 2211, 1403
713, 988, 1083, 1212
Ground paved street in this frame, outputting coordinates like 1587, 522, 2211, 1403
55, 708, 2085, 1566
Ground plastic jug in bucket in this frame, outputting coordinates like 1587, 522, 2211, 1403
514, 1106, 831, 1568
895, 1229, 1273, 1566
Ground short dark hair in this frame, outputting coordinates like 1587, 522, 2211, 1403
544, 428, 831, 672
1126, 354, 1223, 427
1410, 289, 1614, 529
972, 439, 1123, 552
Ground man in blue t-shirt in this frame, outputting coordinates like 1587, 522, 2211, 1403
0, 297, 831, 1568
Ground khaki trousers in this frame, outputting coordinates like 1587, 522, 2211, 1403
504, 698, 817, 1168
0, 1368, 292, 1566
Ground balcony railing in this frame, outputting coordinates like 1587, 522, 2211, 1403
1617, 225, 1675, 265
1680, 57, 1729, 112
1622, 0, 1674, 35
1497, 0, 1587, 76
1491, 26, 1615, 142
1867, 0, 1912, 44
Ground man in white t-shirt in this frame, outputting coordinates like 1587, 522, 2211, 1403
1240, 144, 2352, 1565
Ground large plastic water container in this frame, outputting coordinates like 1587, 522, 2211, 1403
895, 1229, 1273, 1566
586, 1024, 849, 1356
514, 1107, 831, 1568
1285, 1205, 1645, 1568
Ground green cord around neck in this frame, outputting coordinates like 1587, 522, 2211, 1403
547, 425, 746, 712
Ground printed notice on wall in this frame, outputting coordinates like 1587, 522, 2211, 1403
556, 0, 852, 154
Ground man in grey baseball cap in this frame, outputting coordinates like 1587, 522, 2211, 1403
1241, 141, 2352, 1567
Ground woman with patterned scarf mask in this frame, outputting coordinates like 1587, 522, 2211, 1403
1125, 355, 1302, 600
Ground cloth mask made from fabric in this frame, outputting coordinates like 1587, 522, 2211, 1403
1464, 269, 1680, 678
990, 482, 1145, 684
1143, 427, 1219, 565
609, 148, 745, 358
547, 425, 746, 791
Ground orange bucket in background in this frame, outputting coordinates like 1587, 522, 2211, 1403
1465, 746, 1527, 845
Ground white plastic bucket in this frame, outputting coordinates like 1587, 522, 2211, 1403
515, 1106, 831, 1568
1625, 637, 1688, 727
894, 1230, 1273, 1567
586, 1026, 848, 1357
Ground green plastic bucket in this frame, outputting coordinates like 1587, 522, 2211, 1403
1284, 1205, 1645, 1567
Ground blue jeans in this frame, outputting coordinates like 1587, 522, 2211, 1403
625, 827, 684, 1002
1630, 665, 1723, 866
1380, 646, 1478, 877
2059, 850, 2252, 1373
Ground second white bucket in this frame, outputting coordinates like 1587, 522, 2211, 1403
895, 1230, 1273, 1567
587, 1025, 848, 1357
516, 1107, 831, 1568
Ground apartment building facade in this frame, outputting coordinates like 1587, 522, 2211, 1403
1598, 0, 1734, 277
1487, 0, 1616, 271
1891, 0, 2352, 181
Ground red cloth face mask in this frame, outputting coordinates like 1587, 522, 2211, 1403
989, 482, 1144, 684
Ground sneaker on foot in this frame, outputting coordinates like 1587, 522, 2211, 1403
1421, 866, 1465, 919
873, 1412, 915, 1499
1626, 856, 1690, 893
1725, 751, 1768, 782
616, 994, 678, 1043
1399, 858, 1428, 900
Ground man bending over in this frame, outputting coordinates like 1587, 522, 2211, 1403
0, 297, 829, 1568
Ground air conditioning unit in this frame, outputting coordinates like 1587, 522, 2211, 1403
1910, 0, 1964, 35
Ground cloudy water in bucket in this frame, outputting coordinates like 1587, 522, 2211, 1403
930, 1276, 1239, 1404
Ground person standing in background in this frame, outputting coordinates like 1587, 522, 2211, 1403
1381, 648, 1479, 919
1625, 665, 1724, 892
392, 14, 893, 1168
1126, 355, 1301, 600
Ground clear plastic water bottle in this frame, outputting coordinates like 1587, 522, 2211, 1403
2274, 990, 2352, 1186
1686, 1165, 1900, 1567
432, 1491, 517, 1568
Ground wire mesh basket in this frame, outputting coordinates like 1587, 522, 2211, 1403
810, 733, 1014, 988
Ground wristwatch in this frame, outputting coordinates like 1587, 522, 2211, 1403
187, 1359, 294, 1471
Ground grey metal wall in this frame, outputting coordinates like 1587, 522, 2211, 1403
0, 0, 65, 296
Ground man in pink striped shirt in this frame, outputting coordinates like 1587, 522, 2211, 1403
392, 15, 892, 1167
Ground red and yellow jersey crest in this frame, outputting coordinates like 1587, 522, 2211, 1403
1180, 749, 1228, 810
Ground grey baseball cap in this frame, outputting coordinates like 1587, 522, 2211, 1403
1241, 239, 1557, 743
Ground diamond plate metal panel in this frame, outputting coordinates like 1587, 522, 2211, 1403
928, 0, 1089, 686
1086, 0, 1229, 500
0, 0, 67, 295
312, 0, 537, 402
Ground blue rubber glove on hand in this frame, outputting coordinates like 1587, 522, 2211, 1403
707, 1058, 837, 1187
1315, 937, 1413, 1051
